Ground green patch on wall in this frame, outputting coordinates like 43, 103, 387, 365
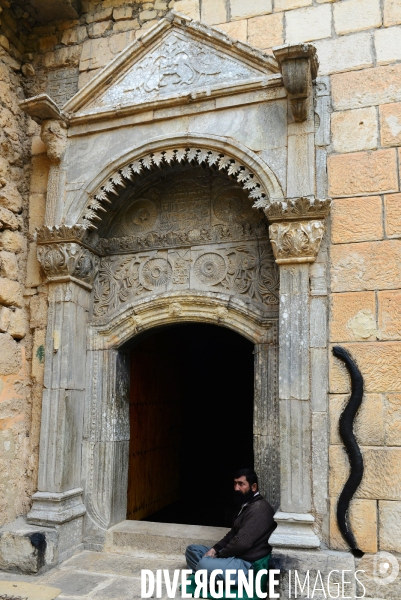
36, 345, 45, 363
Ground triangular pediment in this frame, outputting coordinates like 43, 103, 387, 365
63, 12, 280, 115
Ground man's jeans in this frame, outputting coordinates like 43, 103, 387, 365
185, 544, 253, 587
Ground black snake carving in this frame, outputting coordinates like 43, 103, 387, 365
332, 345, 365, 558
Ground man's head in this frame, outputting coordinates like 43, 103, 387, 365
233, 468, 258, 505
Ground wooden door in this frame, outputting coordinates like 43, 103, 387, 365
127, 336, 182, 520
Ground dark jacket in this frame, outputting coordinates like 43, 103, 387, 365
212, 494, 276, 563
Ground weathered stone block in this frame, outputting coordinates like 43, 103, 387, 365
113, 19, 139, 33
286, 5, 332, 44
384, 0, 401, 25
0, 206, 18, 230
331, 196, 383, 244
313, 33, 373, 75
43, 45, 82, 69
247, 13, 283, 49
78, 67, 102, 89
173, 0, 200, 20
329, 341, 401, 393
31, 135, 46, 155
88, 21, 112, 38
334, 0, 381, 34
61, 25, 88, 46
274, 0, 311, 11
332, 63, 401, 110
331, 107, 378, 153
0, 184, 23, 213
30, 155, 50, 195
375, 26, 401, 65
0, 230, 26, 254
30, 294, 48, 329
0, 250, 18, 280
380, 101, 401, 146
29, 193, 46, 234
79, 31, 136, 71
0, 332, 22, 375
0, 306, 11, 332
230, 0, 272, 20
26, 242, 42, 289
113, 6, 133, 20
0, 518, 58, 574
329, 497, 378, 552
331, 240, 401, 292
379, 501, 401, 552
8, 308, 28, 340
385, 193, 401, 237
139, 9, 158, 21
328, 149, 398, 197
32, 328, 46, 384
384, 394, 401, 445
378, 290, 401, 340
0, 277, 23, 307
330, 444, 401, 500
217, 20, 247, 42
329, 393, 384, 445
86, 7, 113, 23
330, 291, 377, 342
201, 0, 227, 24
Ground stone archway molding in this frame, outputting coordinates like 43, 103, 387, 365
65, 133, 285, 230
83, 292, 278, 542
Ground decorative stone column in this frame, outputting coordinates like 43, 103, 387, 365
27, 225, 99, 559
266, 196, 330, 549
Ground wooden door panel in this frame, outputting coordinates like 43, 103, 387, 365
127, 340, 181, 520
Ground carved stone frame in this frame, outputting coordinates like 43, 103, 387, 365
19, 15, 333, 566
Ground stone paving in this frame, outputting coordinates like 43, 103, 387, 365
0, 550, 187, 599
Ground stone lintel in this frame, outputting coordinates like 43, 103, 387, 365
269, 511, 320, 549
273, 44, 318, 122
27, 488, 86, 526
19, 94, 68, 125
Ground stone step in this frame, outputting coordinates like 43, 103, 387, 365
104, 520, 229, 558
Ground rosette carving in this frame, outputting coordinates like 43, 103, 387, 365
269, 220, 325, 264
37, 242, 99, 288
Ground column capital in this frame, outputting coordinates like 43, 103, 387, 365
40, 119, 68, 164
36, 225, 99, 289
265, 196, 331, 265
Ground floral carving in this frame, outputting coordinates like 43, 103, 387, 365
97, 31, 262, 107
37, 242, 99, 287
264, 196, 331, 221
269, 220, 325, 264
92, 242, 279, 318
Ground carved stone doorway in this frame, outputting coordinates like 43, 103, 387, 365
127, 323, 254, 528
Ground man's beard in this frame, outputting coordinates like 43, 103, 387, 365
233, 489, 255, 506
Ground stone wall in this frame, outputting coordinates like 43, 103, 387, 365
0, 0, 46, 526
1, 0, 401, 557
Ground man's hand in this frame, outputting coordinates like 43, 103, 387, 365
203, 548, 217, 558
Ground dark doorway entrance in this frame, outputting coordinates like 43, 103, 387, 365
127, 323, 254, 528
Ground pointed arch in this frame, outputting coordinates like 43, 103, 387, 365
66, 133, 284, 229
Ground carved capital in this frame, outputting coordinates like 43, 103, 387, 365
265, 196, 331, 222
40, 119, 68, 163
269, 220, 325, 265
273, 44, 318, 122
37, 240, 99, 289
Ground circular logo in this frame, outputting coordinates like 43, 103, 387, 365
194, 253, 227, 285
140, 257, 172, 289
373, 551, 400, 585
126, 198, 158, 233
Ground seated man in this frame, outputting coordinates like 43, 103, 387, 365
185, 468, 276, 587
